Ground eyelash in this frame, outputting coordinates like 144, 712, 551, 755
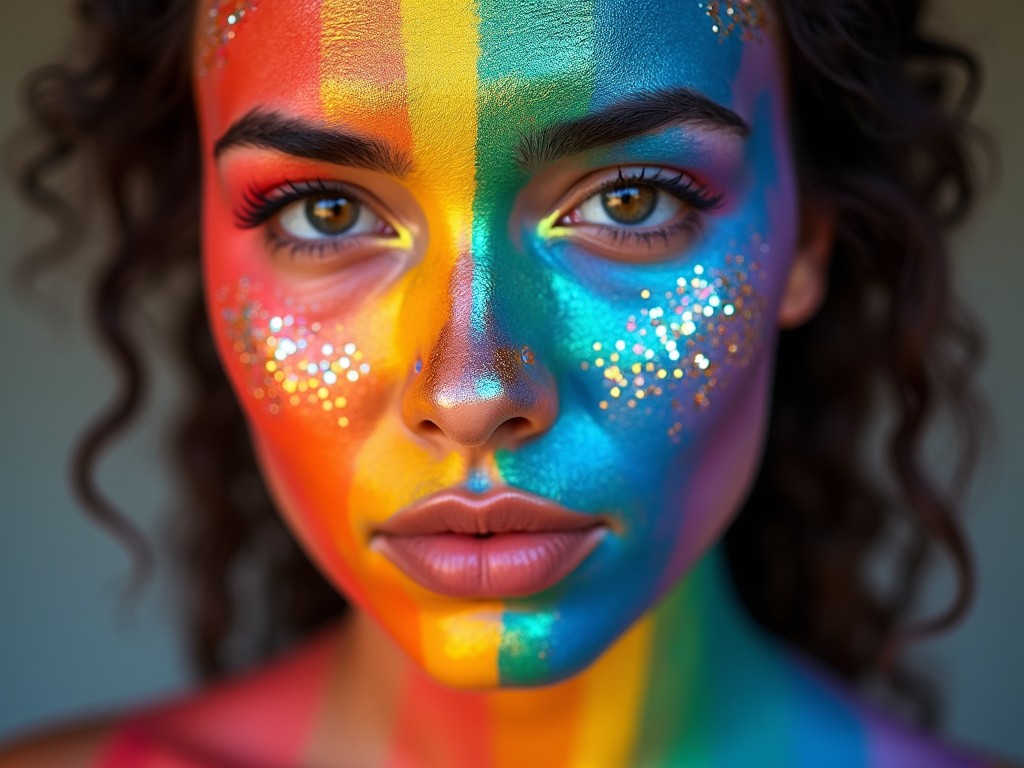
234, 167, 723, 261
237, 178, 334, 228
563, 166, 723, 248
236, 178, 388, 261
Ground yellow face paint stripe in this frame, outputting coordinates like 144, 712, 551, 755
569, 612, 654, 766
398, 0, 503, 688
400, 0, 480, 242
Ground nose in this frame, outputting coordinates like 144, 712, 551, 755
402, 259, 557, 452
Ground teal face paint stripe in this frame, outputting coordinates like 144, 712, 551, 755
467, 0, 597, 685
702, 557, 793, 767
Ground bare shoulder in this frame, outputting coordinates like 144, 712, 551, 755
0, 626, 345, 768
782, 652, 1009, 768
861, 707, 1013, 768
0, 718, 116, 768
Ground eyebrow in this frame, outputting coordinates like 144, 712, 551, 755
516, 87, 749, 171
214, 109, 412, 177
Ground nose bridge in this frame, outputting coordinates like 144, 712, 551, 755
451, 249, 494, 348
403, 252, 555, 450
427, 254, 512, 403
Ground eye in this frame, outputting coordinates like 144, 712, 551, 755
276, 191, 386, 240
544, 166, 723, 262
235, 180, 404, 268
575, 182, 682, 228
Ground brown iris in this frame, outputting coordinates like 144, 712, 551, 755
600, 185, 656, 225
305, 194, 359, 235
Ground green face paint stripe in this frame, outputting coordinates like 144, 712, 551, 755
465, 0, 597, 683
632, 555, 711, 764
471, 0, 598, 350
497, 611, 557, 685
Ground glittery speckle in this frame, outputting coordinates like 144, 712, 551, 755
582, 240, 768, 440
198, 0, 259, 76
218, 280, 369, 428
499, 611, 557, 684
697, 0, 769, 43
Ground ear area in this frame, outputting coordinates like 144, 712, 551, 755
778, 197, 836, 328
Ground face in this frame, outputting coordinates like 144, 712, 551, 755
196, 0, 805, 688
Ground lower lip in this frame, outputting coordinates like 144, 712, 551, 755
372, 528, 606, 598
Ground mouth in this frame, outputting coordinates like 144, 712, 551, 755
369, 489, 610, 598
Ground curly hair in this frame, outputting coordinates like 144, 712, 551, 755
16, 0, 983, 727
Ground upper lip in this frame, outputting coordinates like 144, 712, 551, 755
371, 488, 609, 537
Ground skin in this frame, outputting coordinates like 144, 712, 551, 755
204, 0, 792, 693
0, 1, 1002, 766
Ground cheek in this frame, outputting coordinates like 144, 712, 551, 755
213, 279, 374, 432
505, 228, 783, 586
201, 205, 401, 599
573, 241, 769, 444
201, 182, 396, 442
206, 278, 387, 569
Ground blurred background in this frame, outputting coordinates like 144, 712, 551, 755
1, 0, 1021, 760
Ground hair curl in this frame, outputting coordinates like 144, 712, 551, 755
16, 0, 983, 726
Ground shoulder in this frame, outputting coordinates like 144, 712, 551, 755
0, 627, 343, 768
0, 719, 115, 767
782, 653, 1008, 768
860, 707, 1011, 768
0, 679, 308, 768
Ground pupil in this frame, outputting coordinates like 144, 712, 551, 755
305, 194, 359, 235
601, 185, 656, 225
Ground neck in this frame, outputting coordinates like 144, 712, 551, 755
337, 549, 787, 767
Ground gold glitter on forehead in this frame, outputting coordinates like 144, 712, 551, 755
697, 0, 770, 42
197, 0, 260, 76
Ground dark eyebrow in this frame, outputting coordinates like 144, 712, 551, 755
516, 87, 749, 171
214, 109, 412, 177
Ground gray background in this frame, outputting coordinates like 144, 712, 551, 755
1, 0, 1021, 760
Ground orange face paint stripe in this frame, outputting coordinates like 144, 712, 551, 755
317, 0, 426, 679
320, 0, 413, 151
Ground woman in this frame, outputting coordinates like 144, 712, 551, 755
2, 0, 1000, 765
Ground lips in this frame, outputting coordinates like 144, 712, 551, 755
370, 489, 609, 598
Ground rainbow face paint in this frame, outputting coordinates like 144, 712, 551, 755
196, 0, 797, 700
198, 0, 260, 76
219, 279, 371, 425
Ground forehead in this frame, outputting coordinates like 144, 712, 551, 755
196, 0, 777, 136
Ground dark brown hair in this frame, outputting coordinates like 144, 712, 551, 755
16, 0, 983, 726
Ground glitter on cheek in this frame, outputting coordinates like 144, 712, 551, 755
696, 0, 770, 43
217, 279, 370, 428
197, 0, 260, 77
582, 238, 770, 441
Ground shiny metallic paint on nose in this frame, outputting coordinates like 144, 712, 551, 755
401, 257, 558, 451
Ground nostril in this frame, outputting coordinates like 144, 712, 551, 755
402, 346, 557, 450
418, 420, 445, 437
501, 416, 534, 437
